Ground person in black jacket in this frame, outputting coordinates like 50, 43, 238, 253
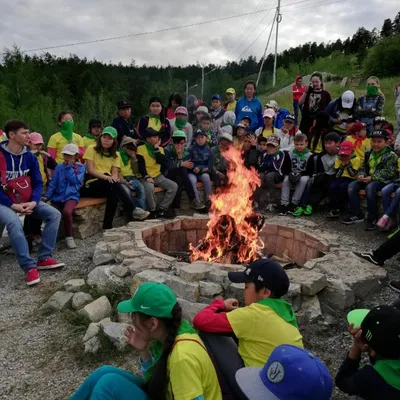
111, 100, 138, 144
336, 305, 400, 400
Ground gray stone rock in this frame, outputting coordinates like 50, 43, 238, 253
116, 250, 147, 263
99, 317, 112, 327
94, 253, 115, 267
199, 281, 223, 298
44, 291, 74, 311
133, 269, 168, 284
207, 269, 230, 289
111, 265, 130, 278
178, 298, 208, 321
286, 269, 327, 296
165, 276, 199, 302
83, 322, 100, 342
286, 283, 301, 299
126, 256, 169, 275
318, 278, 355, 310
103, 230, 130, 243
178, 261, 214, 282
301, 295, 322, 323
64, 279, 86, 293
79, 296, 112, 322
87, 265, 126, 288
93, 241, 108, 257
84, 336, 101, 354
102, 322, 129, 350
72, 292, 93, 310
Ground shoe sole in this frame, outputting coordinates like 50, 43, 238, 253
133, 211, 151, 221
342, 219, 364, 225
37, 263, 65, 271
26, 277, 41, 286
389, 283, 400, 294
365, 226, 376, 231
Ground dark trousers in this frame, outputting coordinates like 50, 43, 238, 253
293, 100, 300, 124
374, 227, 400, 263
300, 174, 334, 207
52, 200, 78, 237
199, 332, 247, 400
328, 177, 354, 210
255, 171, 282, 208
167, 167, 195, 208
81, 179, 135, 229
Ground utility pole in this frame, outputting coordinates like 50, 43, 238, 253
256, 10, 277, 87
272, 0, 282, 87
185, 80, 189, 107
201, 66, 205, 100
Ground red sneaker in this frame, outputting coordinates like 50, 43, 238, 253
37, 258, 65, 270
26, 268, 40, 286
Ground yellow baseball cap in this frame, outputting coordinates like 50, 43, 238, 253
226, 88, 236, 94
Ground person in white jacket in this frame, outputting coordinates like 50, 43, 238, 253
276, 114, 302, 152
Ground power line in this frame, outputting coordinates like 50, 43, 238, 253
284, 0, 345, 12
5, 0, 314, 55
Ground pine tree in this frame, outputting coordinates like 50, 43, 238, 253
381, 18, 393, 37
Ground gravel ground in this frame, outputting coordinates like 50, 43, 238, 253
0, 213, 399, 400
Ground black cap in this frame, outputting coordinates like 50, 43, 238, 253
361, 305, 400, 358
117, 99, 131, 109
145, 128, 160, 138
284, 114, 296, 123
89, 118, 102, 129
241, 116, 252, 123
370, 129, 389, 139
194, 129, 207, 138
228, 258, 290, 298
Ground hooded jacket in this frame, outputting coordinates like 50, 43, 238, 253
235, 96, 263, 132
0, 142, 43, 207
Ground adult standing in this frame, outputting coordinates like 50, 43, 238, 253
111, 100, 138, 144
356, 76, 385, 134
235, 81, 263, 132
292, 76, 306, 124
0, 120, 64, 286
299, 72, 331, 136
165, 93, 183, 121
325, 90, 358, 138
169, 106, 193, 145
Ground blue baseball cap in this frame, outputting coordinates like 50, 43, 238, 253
212, 94, 222, 101
235, 345, 333, 400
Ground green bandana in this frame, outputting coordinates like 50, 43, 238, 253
366, 85, 378, 97
119, 148, 130, 166
370, 147, 389, 171
175, 119, 187, 130
145, 142, 156, 158
60, 120, 74, 142
84, 132, 96, 140
373, 359, 400, 390
293, 148, 310, 162
34, 152, 41, 158
144, 320, 197, 382
258, 298, 299, 329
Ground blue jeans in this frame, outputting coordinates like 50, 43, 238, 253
123, 176, 147, 210
0, 202, 61, 272
381, 183, 400, 218
70, 366, 147, 400
348, 180, 385, 222
189, 173, 212, 201
328, 177, 353, 210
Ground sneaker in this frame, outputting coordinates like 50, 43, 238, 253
156, 208, 174, 219
326, 209, 340, 219
382, 218, 397, 232
292, 206, 304, 217
191, 199, 206, 210
365, 220, 377, 231
26, 268, 40, 286
65, 237, 77, 249
37, 258, 65, 270
265, 204, 277, 213
287, 204, 298, 214
377, 216, 389, 230
132, 207, 150, 221
146, 211, 157, 220
303, 205, 313, 216
341, 215, 364, 224
354, 252, 384, 266
278, 204, 289, 216
389, 280, 400, 294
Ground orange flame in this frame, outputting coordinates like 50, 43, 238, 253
190, 146, 264, 264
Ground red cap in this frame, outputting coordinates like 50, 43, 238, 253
349, 122, 366, 134
338, 141, 354, 156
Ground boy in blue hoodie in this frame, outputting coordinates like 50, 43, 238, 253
0, 120, 64, 286
185, 130, 213, 208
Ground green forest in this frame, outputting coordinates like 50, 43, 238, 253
1, 12, 400, 141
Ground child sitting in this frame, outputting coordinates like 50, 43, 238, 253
326, 141, 361, 219
336, 305, 400, 399
186, 130, 213, 208
345, 121, 370, 162
118, 137, 147, 211
254, 135, 291, 212
239, 116, 252, 131
242, 133, 258, 169
137, 129, 178, 218
190, 115, 218, 148
279, 133, 312, 215
211, 132, 233, 187
255, 109, 275, 138
293, 132, 340, 217
43, 144, 86, 249
343, 129, 398, 230
83, 119, 102, 149
192, 105, 209, 130
276, 114, 300, 152
233, 123, 247, 150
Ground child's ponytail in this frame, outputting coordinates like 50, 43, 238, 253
146, 302, 182, 400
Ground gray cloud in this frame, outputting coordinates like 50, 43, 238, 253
1, 0, 399, 66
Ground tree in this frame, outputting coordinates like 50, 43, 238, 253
393, 12, 400, 34
381, 18, 393, 37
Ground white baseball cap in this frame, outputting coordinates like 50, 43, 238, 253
341, 91, 355, 109
62, 143, 79, 155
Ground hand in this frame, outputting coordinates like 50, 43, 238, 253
181, 160, 194, 169
193, 167, 200, 174
111, 175, 120, 183
125, 326, 149, 351
40, 150, 51, 157
20, 201, 37, 214
11, 204, 25, 213
104, 175, 114, 183
202, 168, 209, 173
341, 156, 350, 165
249, 134, 257, 146
41, 197, 48, 202
146, 177, 154, 184
224, 298, 239, 311
348, 324, 367, 359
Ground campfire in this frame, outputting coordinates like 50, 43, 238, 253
190, 146, 265, 264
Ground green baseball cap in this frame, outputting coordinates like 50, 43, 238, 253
117, 282, 177, 318
172, 130, 187, 140
347, 309, 370, 328
101, 126, 117, 139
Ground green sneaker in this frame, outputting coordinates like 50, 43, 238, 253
303, 205, 313, 216
292, 206, 304, 217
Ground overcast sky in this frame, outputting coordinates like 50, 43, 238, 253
1, 0, 399, 66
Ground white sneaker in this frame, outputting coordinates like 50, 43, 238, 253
133, 208, 150, 221
65, 237, 77, 249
